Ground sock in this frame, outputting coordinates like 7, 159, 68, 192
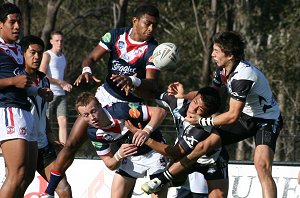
45, 169, 63, 196
157, 170, 175, 185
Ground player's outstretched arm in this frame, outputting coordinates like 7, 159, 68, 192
74, 45, 105, 86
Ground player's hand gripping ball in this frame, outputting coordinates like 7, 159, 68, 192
152, 43, 179, 69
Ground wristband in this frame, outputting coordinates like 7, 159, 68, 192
113, 153, 120, 161
82, 66, 92, 74
144, 125, 153, 133
129, 76, 141, 87
198, 117, 214, 126
114, 150, 123, 162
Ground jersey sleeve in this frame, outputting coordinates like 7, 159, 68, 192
230, 79, 254, 102
154, 91, 180, 110
107, 102, 150, 122
230, 66, 256, 102
145, 40, 159, 71
98, 28, 117, 52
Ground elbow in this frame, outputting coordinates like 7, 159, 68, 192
159, 107, 167, 119
227, 116, 238, 124
227, 113, 240, 124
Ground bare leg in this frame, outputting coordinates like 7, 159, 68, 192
53, 116, 87, 173
111, 173, 136, 198
43, 116, 88, 196
57, 115, 68, 144
21, 141, 38, 195
254, 145, 276, 198
207, 179, 228, 198
0, 139, 27, 197
39, 160, 72, 198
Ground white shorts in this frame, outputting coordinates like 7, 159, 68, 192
119, 150, 168, 178
0, 107, 35, 142
95, 85, 127, 107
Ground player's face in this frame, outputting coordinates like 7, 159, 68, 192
77, 100, 103, 128
24, 44, 44, 72
50, 34, 63, 51
211, 44, 232, 68
187, 94, 207, 118
0, 13, 22, 43
132, 14, 159, 41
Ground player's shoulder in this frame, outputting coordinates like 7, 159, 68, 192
110, 27, 131, 36
235, 60, 257, 78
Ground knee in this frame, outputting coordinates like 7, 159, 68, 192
254, 160, 272, 176
64, 141, 77, 153
7, 167, 26, 185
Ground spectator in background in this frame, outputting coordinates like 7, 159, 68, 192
40, 31, 73, 144
21, 35, 72, 198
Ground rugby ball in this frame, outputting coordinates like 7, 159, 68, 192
152, 43, 179, 69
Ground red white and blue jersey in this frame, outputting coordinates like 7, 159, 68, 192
99, 27, 159, 102
88, 102, 164, 156
28, 71, 51, 148
212, 60, 281, 120
0, 38, 31, 111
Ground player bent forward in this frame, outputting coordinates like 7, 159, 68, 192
41, 92, 169, 198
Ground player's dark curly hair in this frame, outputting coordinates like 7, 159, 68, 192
197, 87, 221, 117
213, 31, 245, 61
0, 3, 21, 22
75, 92, 99, 113
19, 35, 45, 52
134, 4, 160, 20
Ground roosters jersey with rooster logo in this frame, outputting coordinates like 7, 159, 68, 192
0, 38, 31, 111
99, 27, 159, 102
88, 102, 164, 156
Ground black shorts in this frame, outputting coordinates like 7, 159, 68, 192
216, 113, 283, 152
190, 148, 229, 181
37, 143, 57, 172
